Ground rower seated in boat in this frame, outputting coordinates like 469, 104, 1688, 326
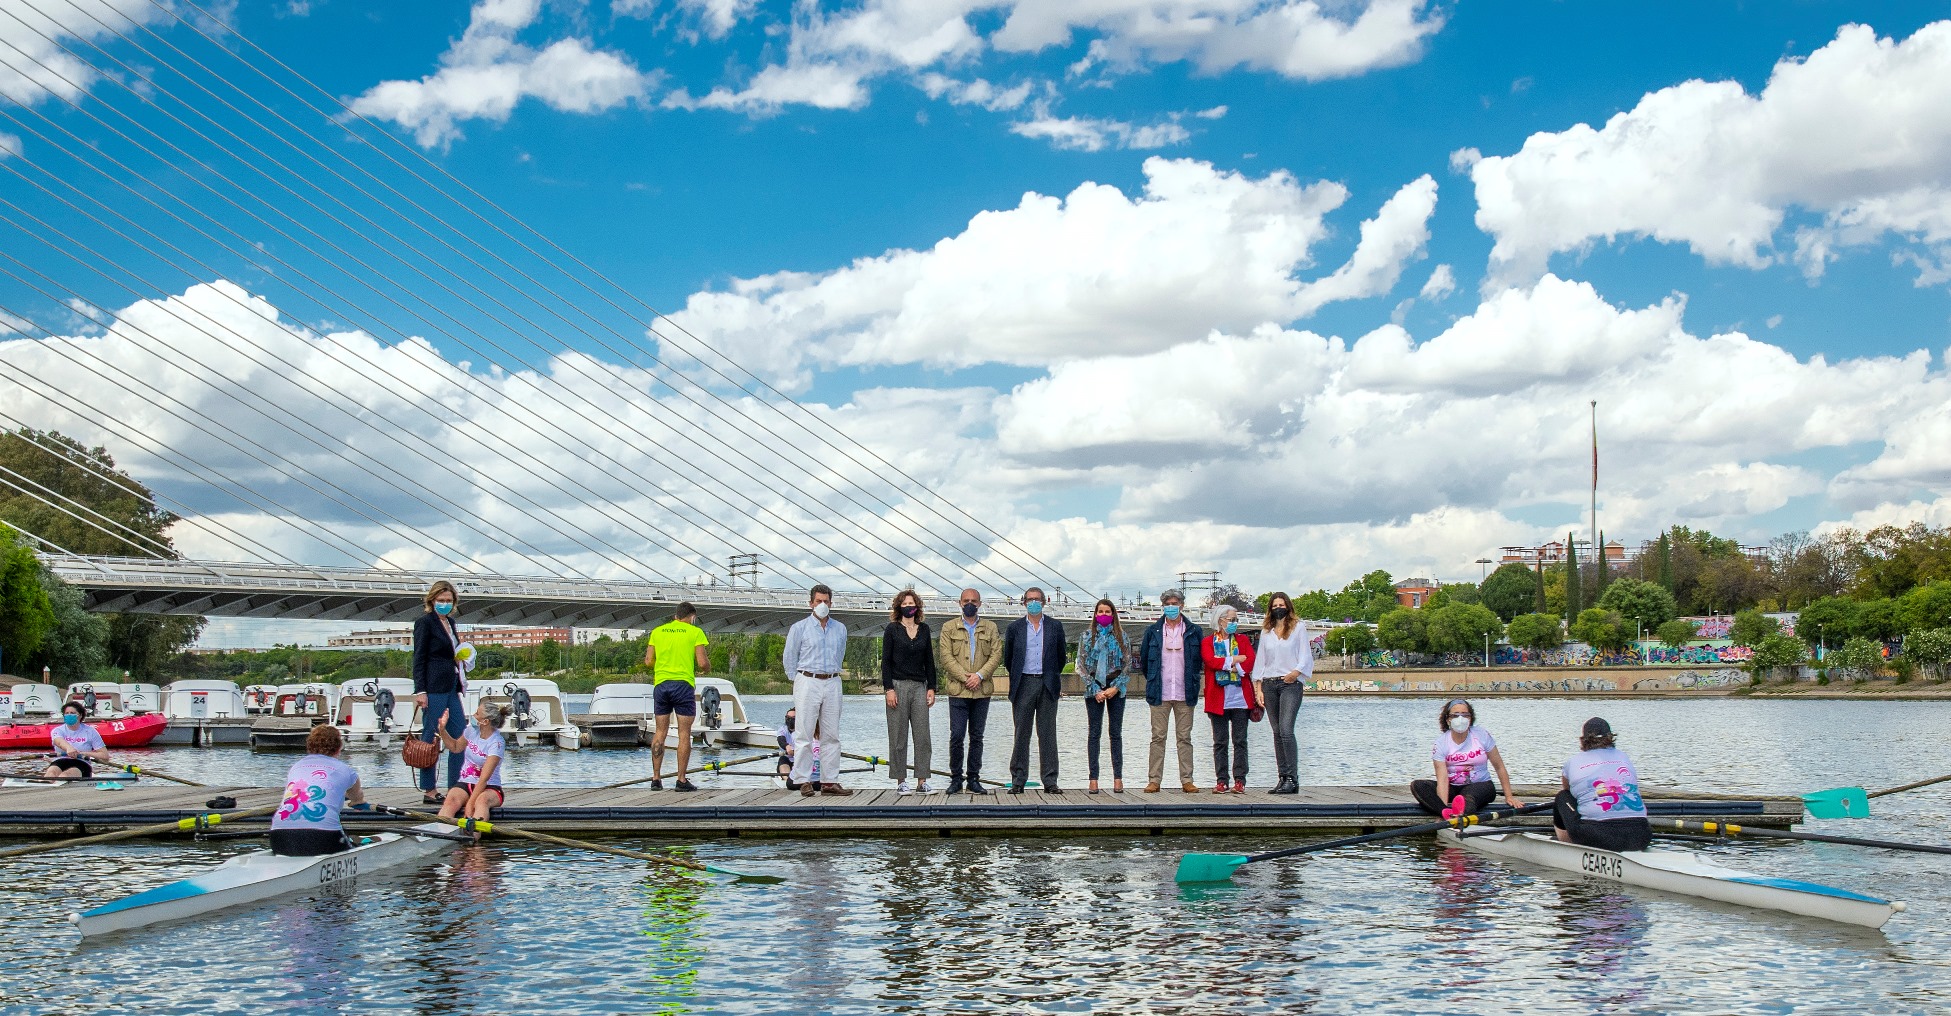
1553, 716, 1652, 852
436, 703, 507, 827
44, 702, 111, 779
1410, 698, 1521, 817
270, 724, 369, 856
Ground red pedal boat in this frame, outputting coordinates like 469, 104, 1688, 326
0, 712, 170, 750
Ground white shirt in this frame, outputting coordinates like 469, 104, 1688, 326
1251, 623, 1315, 681
782, 614, 849, 677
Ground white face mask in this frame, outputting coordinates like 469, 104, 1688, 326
813, 602, 830, 620
1448, 715, 1471, 734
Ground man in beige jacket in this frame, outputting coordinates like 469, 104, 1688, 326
936, 587, 1004, 794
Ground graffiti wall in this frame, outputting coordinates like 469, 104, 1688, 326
1630, 669, 1751, 691
1304, 667, 1752, 693
1347, 640, 1757, 668
1642, 643, 1753, 664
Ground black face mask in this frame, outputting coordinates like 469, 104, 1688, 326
961, 603, 979, 618
1270, 606, 1290, 620
784, 715, 796, 732
901, 605, 919, 618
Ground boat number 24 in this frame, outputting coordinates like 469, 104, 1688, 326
318, 856, 360, 884
1580, 851, 1623, 880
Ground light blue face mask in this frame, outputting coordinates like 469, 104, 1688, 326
1025, 600, 1043, 616
434, 601, 454, 616
62, 713, 81, 727
1226, 621, 1239, 635
1162, 605, 1181, 620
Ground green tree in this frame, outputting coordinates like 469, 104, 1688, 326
22, 569, 107, 680
1796, 596, 1859, 650
1322, 623, 1376, 656
1833, 636, 1885, 680
1656, 531, 1674, 591
537, 638, 563, 671
1376, 607, 1428, 653
1291, 590, 1332, 619
1655, 618, 1699, 649
1596, 577, 1678, 632
1853, 598, 1903, 642
1845, 522, 1951, 600
0, 526, 56, 671
1533, 565, 1547, 613
1898, 582, 1951, 634
1480, 563, 1539, 621
1726, 607, 1781, 648
1569, 607, 1629, 652
1564, 533, 1583, 621
1749, 632, 1809, 680
1424, 603, 1504, 656
1904, 628, 1951, 680
1444, 581, 1481, 606
1592, 529, 1611, 605
1505, 612, 1564, 652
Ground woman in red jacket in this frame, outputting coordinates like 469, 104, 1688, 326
1201, 605, 1261, 794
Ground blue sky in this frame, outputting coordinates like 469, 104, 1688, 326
4, 0, 1951, 633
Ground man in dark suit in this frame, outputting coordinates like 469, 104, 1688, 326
1003, 586, 1068, 793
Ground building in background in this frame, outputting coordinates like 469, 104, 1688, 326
326, 626, 574, 650
1394, 578, 1440, 608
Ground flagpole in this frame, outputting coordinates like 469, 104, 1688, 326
1590, 399, 1599, 561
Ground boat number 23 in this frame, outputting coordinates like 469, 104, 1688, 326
1580, 852, 1623, 880
318, 856, 360, 884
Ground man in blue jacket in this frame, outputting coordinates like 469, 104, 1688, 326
1003, 586, 1067, 793
1137, 588, 1205, 793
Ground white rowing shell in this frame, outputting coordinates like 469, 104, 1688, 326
70, 823, 459, 938
1438, 828, 1904, 930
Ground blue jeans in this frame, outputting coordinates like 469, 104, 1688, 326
418, 691, 466, 792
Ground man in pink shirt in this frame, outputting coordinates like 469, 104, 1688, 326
1137, 589, 1205, 793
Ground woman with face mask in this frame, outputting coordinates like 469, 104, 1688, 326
43, 702, 110, 778
880, 589, 938, 794
1199, 605, 1260, 794
1075, 598, 1130, 793
410, 579, 467, 805
1410, 699, 1522, 817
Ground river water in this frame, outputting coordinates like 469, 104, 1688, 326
2, 696, 1946, 1015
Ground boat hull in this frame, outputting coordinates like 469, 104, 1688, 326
71, 823, 458, 938
1438, 828, 1903, 930
0, 713, 170, 750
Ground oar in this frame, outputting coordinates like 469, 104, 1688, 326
1803, 772, 1951, 817
1870, 773, 1951, 800
1653, 818, 1951, 856
840, 751, 952, 781
106, 758, 205, 787
370, 804, 783, 883
601, 752, 773, 790
1175, 802, 1556, 883
0, 804, 280, 860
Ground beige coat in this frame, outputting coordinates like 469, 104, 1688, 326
937, 616, 1003, 698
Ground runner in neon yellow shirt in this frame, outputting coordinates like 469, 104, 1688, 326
644, 602, 711, 791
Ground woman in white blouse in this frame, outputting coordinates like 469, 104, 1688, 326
1251, 592, 1314, 795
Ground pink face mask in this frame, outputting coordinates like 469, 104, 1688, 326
1095, 614, 1114, 627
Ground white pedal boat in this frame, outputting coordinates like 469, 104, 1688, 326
1439, 828, 1904, 930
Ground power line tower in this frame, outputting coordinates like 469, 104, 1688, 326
728, 553, 761, 588
1177, 570, 1222, 607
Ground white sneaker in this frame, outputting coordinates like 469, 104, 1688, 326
897, 781, 913, 795
916, 780, 937, 795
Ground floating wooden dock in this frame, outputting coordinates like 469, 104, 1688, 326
0, 782, 1800, 839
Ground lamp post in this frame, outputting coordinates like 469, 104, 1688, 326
1475, 557, 1492, 582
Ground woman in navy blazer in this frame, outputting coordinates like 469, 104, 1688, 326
412, 580, 467, 804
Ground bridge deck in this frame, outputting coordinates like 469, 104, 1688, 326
0, 782, 1800, 838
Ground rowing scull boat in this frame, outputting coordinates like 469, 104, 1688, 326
1438, 828, 1904, 930
71, 823, 461, 938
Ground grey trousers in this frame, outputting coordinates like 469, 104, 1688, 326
885, 679, 933, 783
1262, 679, 1305, 781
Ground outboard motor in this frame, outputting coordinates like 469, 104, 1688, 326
506, 683, 536, 731
80, 685, 99, 712
699, 685, 723, 730
373, 685, 396, 733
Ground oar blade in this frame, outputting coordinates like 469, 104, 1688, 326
702, 864, 785, 884
1803, 787, 1870, 820
1175, 853, 1251, 884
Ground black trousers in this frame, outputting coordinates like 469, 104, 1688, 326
1008, 684, 1059, 788
1411, 778, 1498, 816
269, 828, 353, 856
948, 696, 991, 785
1554, 788, 1652, 852
1209, 708, 1250, 784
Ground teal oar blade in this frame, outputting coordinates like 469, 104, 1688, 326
1176, 853, 1251, 884
1803, 787, 1869, 820
704, 863, 785, 884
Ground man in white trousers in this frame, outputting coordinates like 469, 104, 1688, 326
782, 583, 852, 796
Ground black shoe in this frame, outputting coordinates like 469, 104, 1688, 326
1271, 779, 1298, 795
947, 780, 964, 795
1008, 785, 1025, 794
648, 778, 664, 791
674, 779, 697, 792
1045, 786, 1064, 794
969, 783, 989, 795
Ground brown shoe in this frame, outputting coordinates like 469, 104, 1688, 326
800, 783, 819, 797
1144, 782, 1161, 793
820, 783, 854, 796
1181, 782, 1198, 793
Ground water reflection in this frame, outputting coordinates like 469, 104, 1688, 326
1546, 881, 1653, 1012
636, 867, 706, 1015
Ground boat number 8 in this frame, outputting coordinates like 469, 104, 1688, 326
318, 856, 360, 884
1580, 852, 1623, 879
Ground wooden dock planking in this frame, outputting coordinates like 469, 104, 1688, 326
0, 780, 1802, 839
